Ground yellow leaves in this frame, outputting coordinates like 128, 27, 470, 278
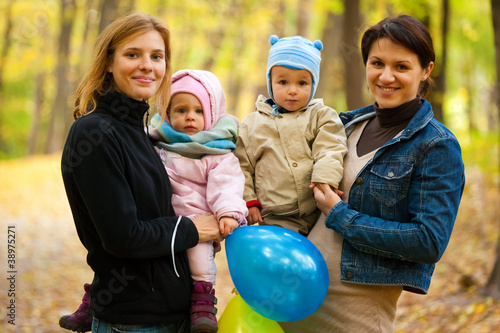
457, 87, 468, 100
0, 154, 70, 218
21, 48, 37, 63
453, 301, 491, 329
1, 135, 500, 330
397, 294, 500, 332
474, 302, 487, 314
394, 163, 500, 332
461, 20, 479, 42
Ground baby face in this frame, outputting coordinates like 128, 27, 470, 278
168, 93, 205, 135
270, 66, 312, 111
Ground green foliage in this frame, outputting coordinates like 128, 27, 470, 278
0, 81, 33, 159
0, 0, 497, 160
459, 130, 500, 183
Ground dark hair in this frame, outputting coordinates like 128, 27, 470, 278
361, 15, 435, 98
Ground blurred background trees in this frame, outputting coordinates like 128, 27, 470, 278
0, 0, 497, 158
0, 0, 499, 296
0, 1, 499, 328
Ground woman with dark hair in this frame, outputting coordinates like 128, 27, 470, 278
281, 14, 465, 332
60, 13, 221, 333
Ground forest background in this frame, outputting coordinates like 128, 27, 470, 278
0, 0, 500, 332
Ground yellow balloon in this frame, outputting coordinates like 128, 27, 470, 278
218, 295, 284, 333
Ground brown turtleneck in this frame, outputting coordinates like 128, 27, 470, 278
357, 97, 422, 157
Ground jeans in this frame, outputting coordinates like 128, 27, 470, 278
92, 317, 189, 333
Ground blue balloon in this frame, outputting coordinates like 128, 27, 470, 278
225, 225, 328, 322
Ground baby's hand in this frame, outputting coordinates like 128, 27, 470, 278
332, 188, 344, 197
310, 182, 344, 197
219, 217, 239, 237
247, 206, 263, 225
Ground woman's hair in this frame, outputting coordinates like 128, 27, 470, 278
73, 12, 172, 119
360, 15, 435, 98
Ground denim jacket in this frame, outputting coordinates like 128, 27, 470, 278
326, 99, 465, 294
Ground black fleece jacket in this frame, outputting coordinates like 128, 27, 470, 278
61, 91, 199, 324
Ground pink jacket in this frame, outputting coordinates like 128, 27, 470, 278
152, 69, 247, 224
158, 150, 247, 224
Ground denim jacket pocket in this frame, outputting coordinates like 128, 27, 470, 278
369, 162, 413, 207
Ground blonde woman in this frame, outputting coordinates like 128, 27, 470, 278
60, 13, 221, 333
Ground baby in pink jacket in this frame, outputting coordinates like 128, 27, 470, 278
149, 69, 247, 333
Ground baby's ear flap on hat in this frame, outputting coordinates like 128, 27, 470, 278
269, 35, 280, 46
313, 40, 323, 51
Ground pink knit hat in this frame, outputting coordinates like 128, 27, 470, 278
170, 74, 212, 131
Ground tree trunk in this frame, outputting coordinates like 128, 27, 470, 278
485, 233, 500, 298
432, 0, 449, 123
28, 73, 45, 155
0, 0, 15, 154
98, 0, 119, 34
342, 0, 364, 110
124, 0, 134, 13
77, 0, 97, 78
316, 10, 344, 108
493, 0, 500, 128
484, 0, 500, 298
45, 0, 77, 154
254, 0, 287, 98
489, 86, 499, 132
273, 0, 286, 38
200, 0, 238, 71
296, 0, 311, 37
0, 0, 14, 92
464, 60, 476, 135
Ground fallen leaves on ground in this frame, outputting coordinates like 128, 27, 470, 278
0, 155, 499, 332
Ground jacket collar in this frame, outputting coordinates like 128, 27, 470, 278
95, 90, 150, 127
341, 99, 434, 141
255, 94, 323, 116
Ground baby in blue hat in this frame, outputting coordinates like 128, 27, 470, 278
235, 35, 348, 236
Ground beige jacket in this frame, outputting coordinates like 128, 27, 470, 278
235, 95, 347, 218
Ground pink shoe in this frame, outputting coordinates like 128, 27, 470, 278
59, 283, 92, 332
191, 281, 218, 332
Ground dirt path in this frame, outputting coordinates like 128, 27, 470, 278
1, 156, 500, 332
0, 155, 236, 332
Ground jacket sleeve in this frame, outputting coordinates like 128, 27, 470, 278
325, 135, 464, 264
63, 118, 199, 259
310, 106, 348, 188
206, 154, 248, 225
234, 124, 258, 203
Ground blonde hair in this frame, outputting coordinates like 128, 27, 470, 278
73, 12, 172, 120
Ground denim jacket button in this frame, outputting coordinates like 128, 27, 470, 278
355, 177, 363, 185
346, 272, 353, 280
388, 171, 395, 177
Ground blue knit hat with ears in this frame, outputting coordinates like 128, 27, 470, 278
266, 35, 323, 109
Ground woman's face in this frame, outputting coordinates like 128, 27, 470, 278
366, 37, 433, 109
109, 30, 166, 101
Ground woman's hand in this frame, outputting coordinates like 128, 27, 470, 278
219, 216, 239, 237
192, 213, 223, 243
310, 183, 343, 215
